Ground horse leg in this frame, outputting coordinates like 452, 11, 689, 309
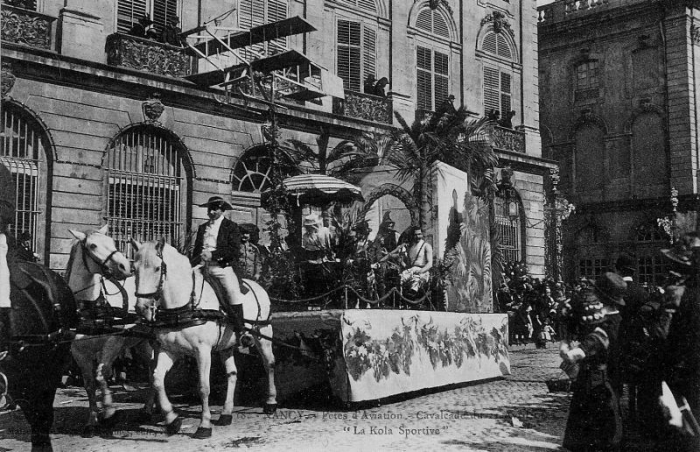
216, 348, 236, 426
72, 345, 100, 437
97, 336, 127, 427
254, 328, 278, 414
192, 346, 213, 439
152, 349, 181, 435
133, 339, 156, 423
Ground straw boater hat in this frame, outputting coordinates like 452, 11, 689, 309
199, 196, 232, 211
303, 214, 320, 229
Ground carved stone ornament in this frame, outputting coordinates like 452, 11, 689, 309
429, 0, 441, 9
1, 5, 54, 50
1, 63, 16, 99
142, 94, 164, 123
481, 11, 512, 35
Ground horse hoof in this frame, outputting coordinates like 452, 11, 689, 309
165, 417, 182, 436
81, 425, 97, 438
100, 411, 121, 430
192, 427, 212, 439
135, 410, 152, 425
263, 403, 278, 415
216, 414, 233, 426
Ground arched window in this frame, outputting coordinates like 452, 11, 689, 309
414, 6, 454, 111
480, 31, 515, 116
493, 191, 523, 263
229, 145, 298, 228
105, 125, 188, 257
0, 101, 51, 258
337, 0, 377, 12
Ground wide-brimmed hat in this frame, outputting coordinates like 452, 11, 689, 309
593, 272, 627, 306
199, 196, 232, 211
138, 14, 154, 25
303, 214, 320, 228
660, 232, 700, 268
575, 289, 607, 325
169, 16, 180, 23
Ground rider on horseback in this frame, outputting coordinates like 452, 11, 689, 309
191, 196, 251, 347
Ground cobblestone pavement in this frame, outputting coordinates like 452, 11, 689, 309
0, 344, 669, 451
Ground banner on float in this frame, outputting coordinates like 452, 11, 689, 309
338, 310, 510, 402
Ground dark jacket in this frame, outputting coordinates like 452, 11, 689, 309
191, 217, 241, 268
0, 162, 14, 226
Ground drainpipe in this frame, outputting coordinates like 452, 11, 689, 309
460, 0, 464, 107
520, 0, 524, 127
691, 10, 699, 199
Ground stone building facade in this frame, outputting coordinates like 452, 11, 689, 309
538, 0, 700, 284
1, 0, 552, 283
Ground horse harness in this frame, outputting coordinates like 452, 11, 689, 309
72, 238, 144, 337
134, 247, 271, 332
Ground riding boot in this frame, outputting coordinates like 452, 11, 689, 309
230, 304, 246, 346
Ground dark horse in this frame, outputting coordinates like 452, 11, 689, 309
0, 258, 78, 451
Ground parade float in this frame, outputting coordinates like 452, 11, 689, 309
259, 160, 510, 405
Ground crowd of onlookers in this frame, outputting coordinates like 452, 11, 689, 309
499, 234, 700, 452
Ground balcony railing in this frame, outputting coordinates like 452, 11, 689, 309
1, 3, 56, 51
333, 89, 393, 124
490, 125, 526, 154
106, 33, 192, 78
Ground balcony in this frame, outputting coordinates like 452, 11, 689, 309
490, 125, 526, 154
1, 3, 56, 51
106, 33, 192, 78
332, 89, 392, 124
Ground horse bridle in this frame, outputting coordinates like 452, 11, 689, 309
80, 237, 121, 278
134, 248, 168, 303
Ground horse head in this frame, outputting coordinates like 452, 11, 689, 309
69, 225, 132, 279
131, 237, 192, 316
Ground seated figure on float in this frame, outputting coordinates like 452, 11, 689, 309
380, 226, 432, 299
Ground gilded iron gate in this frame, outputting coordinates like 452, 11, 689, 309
105, 127, 185, 258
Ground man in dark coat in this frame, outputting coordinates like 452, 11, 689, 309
659, 233, 700, 451
128, 14, 154, 38
160, 15, 185, 47
561, 272, 625, 452
191, 196, 248, 344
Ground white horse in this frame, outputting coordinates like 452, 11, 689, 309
131, 238, 277, 439
66, 226, 155, 436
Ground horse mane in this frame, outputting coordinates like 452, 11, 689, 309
63, 240, 81, 282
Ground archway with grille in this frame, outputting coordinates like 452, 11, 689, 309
493, 190, 524, 263
1, 100, 52, 259
104, 124, 190, 258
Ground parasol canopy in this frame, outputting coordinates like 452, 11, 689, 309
263, 173, 364, 206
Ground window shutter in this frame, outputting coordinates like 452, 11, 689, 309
496, 34, 511, 60
152, 0, 177, 33
417, 46, 432, 110
482, 32, 498, 55
484, 66, 500, 114
500, 72, 511, 114
337, 20, 362, 91
363, 26, 376, 82
358, 0, 377, 13
434, 51, 449, 107
433, 12, 449, 38
267, 0, 288, 55
117, 0, 148, 34
416, 10, 432, 32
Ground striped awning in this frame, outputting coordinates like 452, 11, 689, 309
263, 174, 364, 206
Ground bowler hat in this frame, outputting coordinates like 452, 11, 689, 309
594, 272, 627, 306
199, 196, 232, 211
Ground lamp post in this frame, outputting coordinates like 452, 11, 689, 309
544, 168, 575, 281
